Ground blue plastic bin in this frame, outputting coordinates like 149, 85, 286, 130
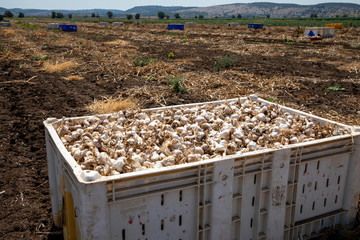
59, 25, 77, 32
167, 24, 184, 30
248, 24, 263, 29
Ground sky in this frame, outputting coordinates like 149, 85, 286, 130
1, 0, 359, 10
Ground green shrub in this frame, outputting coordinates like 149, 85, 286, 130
133, 56, 157, 67
215, 53, 237, 71
168, 52, 175, 59
168, 77, 187, 92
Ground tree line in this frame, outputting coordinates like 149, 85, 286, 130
3, 10, 351, 20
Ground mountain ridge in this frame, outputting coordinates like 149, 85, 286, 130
0, 2, 359, 18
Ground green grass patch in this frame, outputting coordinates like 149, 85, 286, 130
166, 31, 178, 36
33, 54, 50, 61
133, 56, 157, 67
21, 23, 39, 30
327, 86, 345, 91
168, 77, 187, 92
215, 53, 237, 71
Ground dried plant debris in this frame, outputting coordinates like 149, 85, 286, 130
56, 95, 350, 176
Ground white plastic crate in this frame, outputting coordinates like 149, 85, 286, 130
48, 23, 59, 30
185, 22, 197, 27
304, 27, 335, 38
44, 97, 360, 240
0, 22, 11, 27
227, 22, 240, 27
99, 22, 110, 26
113, 22, 124, 26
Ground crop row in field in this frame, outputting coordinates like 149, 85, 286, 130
8, 17, 360, 27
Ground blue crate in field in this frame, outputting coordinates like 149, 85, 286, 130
167, 24, 184, 30
248, 23, 263, 29
59, 25, 77, 32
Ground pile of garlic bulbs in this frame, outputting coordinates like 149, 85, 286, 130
57, 96, 349, 176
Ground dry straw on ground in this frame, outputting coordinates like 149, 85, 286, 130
338, 62, 360, 74
104, 39, 130, 45
86, 97, 138, 114
63, 75, 84, 81
42, 60, 78, 72
3, 29, 17, 37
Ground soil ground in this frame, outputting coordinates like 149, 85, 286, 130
0, 20, 359, 239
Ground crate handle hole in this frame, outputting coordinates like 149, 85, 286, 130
254, 175, 257, 184
250, 218, 253, 228
252, 196, 255, 206
305, 163, 308, 173
179, 215, 182, 226
312, 201, 315, 210
302, 184, 305, 194
161, 194, 164, 206
321, 219, 324, 226
161, 219, 164, 230
335, 195, 338, 204
324, 198, 327, 207
338, 176, 341, 185
314, 181, 317, 191
300, 204, 303, 214
142, 224, 145, 235
179, 190, 182, 202
326, 178, 329, 187
317, 161, 320, 170
122, 229, 126, 240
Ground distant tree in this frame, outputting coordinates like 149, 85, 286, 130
283, 15, 287, 19
18, 12, 25, 18
310, 13, 318, 18
237, 14, 242, 19
56, 12, 64, 18
51, 11, 56, 19
135, 13, 140, 19
215, 16, 218, 19
4, 11, 14, 18
165, 15, 170, 19
91, 13, 96, 18
174, 13, 181, 19
96, 14, 100, 18
127, 14, 133, 20
232, 15, 235, 19
158, 11, 165, 19
107, 11, 113, 18
68, 14, 73, 19
0, 15, 3, 21
342, 14, 348, 18
194, 15, 198, 19
199, 14, 204, 19
266, 14, 270, 18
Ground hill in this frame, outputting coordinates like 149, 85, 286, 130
176, 2, 360, 18
0, 3, 359, 18
0, 8, 124, 17
124, 5, 194, 16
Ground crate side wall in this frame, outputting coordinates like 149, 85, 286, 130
44, 97, 360, 240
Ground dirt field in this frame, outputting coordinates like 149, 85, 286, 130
0, 20, 359, 239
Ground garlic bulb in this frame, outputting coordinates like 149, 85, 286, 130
57, 95, 350, 176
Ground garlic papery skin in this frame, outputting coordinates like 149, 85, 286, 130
56, 95, 350, 176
